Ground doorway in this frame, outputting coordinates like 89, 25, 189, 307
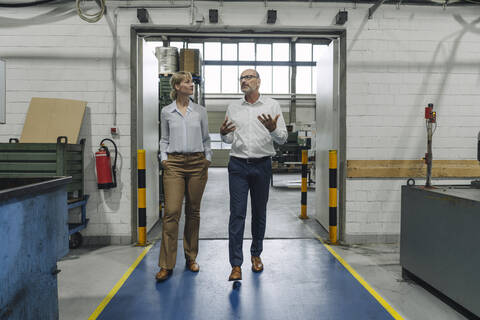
131, 26, 346, 242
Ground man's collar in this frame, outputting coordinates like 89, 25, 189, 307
242, 94, 264, 105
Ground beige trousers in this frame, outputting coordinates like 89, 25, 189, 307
159, 152, 209, 269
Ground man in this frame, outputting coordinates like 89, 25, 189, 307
220, 69, 288, 281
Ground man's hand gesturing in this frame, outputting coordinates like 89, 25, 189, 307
257, 113, 280, 133
220, 117, 236, 135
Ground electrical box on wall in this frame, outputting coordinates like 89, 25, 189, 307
267, 10, 277, 24
335, 11, 348, 25
0, 59, 5, 124
209, 9, 218, 23
137, 8, 150, 23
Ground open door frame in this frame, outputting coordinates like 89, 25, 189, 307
315, 38, 346, 242
130, 25, 347, 243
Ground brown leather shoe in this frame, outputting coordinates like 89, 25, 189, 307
155, 268, 172, 282
186, 260, 200, 272
251, 256, 264, 272
228, 266, 242, 281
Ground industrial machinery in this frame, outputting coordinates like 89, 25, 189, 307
273, 130, 301, 162
1, 176, 72, 319
400, 113, 480, 318
424, 103, 436, 187
272, 125, 312, 172
401, 185, 480, 319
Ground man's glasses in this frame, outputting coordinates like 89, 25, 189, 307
239, 75, 258, 81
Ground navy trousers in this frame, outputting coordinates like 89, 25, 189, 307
228, 156, 271, 267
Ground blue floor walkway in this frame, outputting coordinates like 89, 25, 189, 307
94, 239, 398, 320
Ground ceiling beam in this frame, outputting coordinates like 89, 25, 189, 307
368, 0, 386, 19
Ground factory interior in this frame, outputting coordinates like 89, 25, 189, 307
1, 0, 480, 319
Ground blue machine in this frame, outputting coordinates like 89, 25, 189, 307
0, 177, 71, 320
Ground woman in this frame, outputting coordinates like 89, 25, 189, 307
156, 71, 211, 282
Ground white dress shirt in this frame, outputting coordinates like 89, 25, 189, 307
221, 95, 288, 158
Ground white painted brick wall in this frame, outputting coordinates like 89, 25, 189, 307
0, 6, 132, 244
1, 2, 479, 243
341, 4, 480, 241
346, 178, 472, 238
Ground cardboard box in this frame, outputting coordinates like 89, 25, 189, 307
179, 49, 201, 76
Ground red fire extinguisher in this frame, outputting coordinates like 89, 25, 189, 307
95, 138, 118, 189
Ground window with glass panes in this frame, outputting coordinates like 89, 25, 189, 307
295, 43, 324, 94
203, 41, 288, 94
167, 40, 324, 149
168, 40, 323, 94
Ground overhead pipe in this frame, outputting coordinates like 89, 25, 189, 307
190, 0, 475, 6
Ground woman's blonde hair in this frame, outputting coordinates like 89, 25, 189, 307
170, 71, 193, 100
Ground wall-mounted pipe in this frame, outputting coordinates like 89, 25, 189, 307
477, 130, 480, 162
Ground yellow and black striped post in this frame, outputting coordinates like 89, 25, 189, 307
329, 150, 338, 244
299, 148, 309, 219
137, 149, 147, 246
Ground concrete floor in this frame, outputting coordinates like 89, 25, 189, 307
58, 168, 468, 320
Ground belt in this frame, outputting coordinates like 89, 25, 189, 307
231, 156, 270, 164
168, 152, 203, 156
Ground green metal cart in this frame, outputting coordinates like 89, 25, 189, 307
0, 136, 88, 247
